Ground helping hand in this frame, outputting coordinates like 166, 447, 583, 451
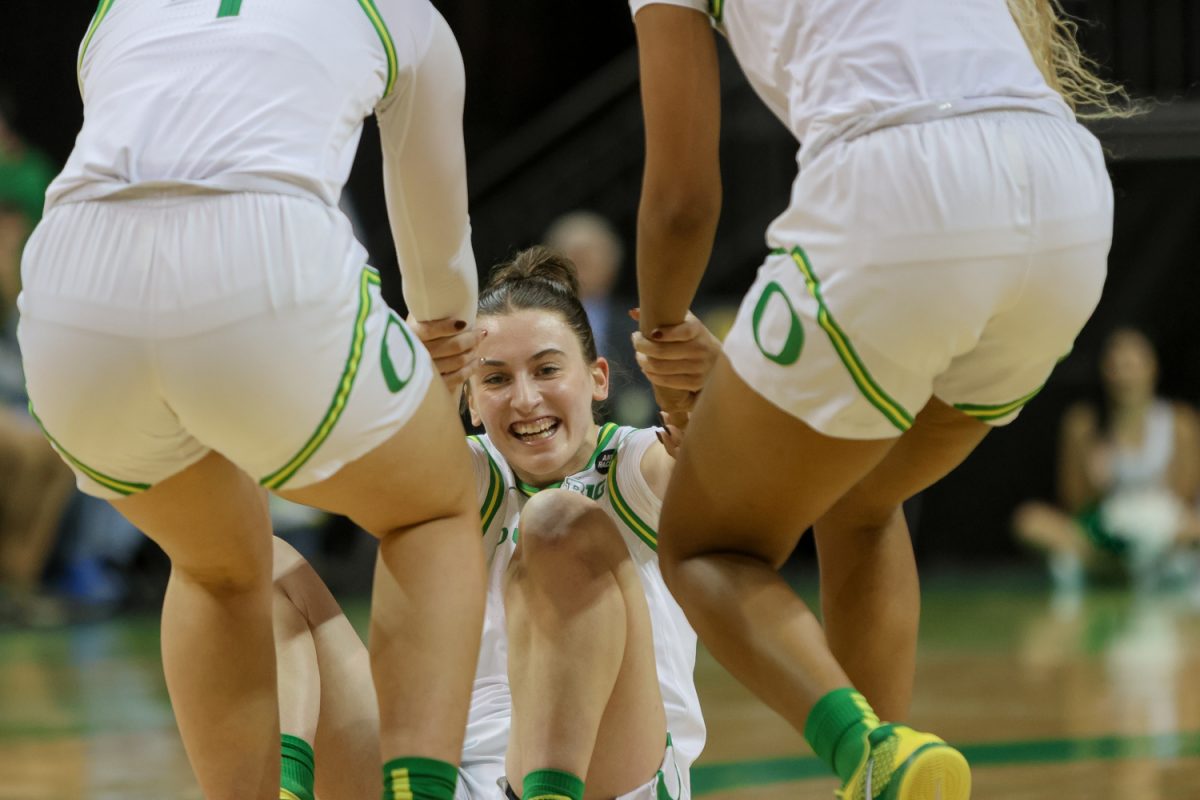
408, 316, 484, 397
631, 309, 721, 417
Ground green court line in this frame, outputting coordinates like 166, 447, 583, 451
691, 731, 1200, 794
0, 721, 1194, 787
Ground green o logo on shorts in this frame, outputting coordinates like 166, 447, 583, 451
751, 281, 804, 365
381, 313, 417, 393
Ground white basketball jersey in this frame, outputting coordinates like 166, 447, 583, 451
629, 0, 1071, 161
48, 0, 434, 208
462, 424, 705, 794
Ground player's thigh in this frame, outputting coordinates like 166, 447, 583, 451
277, 377, 476, 536
660, 356, 895, 569
111, 451, 273, 578
821, 397, 990, 531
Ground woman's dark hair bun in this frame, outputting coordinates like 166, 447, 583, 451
485, 245, 580, 299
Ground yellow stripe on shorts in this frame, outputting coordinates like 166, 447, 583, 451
954, 384, 1044, 422
279, 790, 302, 800
785, 247, 914, 432
261, 267, 380, 490
27, 403, 150, 496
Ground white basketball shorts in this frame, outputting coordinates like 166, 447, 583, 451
724, 109, 1112, 439
18, 191, 433, 499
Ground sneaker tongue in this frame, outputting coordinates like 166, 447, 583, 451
868, 723, 899, 746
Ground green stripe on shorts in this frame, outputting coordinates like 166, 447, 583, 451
260, 266, 381, 490
954, 384, 1044, 422
781, 246, 914, 432
27, 403, 150, 496
356, 0, 398, 97
77, 0, 117, 93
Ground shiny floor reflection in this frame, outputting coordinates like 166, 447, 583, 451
2, 573, 1197, 799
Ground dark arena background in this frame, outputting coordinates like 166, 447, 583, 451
1, 2, 1199, 798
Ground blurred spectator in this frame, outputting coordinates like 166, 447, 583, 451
0, 99, 77, 624
543, 210, 654, 425
1013, 328, 1200, 591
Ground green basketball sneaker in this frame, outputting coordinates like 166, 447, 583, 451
836, 723, 971, 800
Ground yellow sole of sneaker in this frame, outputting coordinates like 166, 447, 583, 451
892, 744, 971, 800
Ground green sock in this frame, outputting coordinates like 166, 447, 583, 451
280, 734, 315, 800
804, 688, 882, 783
381, 756, 458, 800
522, 768, 585, 800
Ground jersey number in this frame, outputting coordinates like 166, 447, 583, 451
217, 0, 244, 17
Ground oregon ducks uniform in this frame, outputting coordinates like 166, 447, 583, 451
20, 0, 475, 497
458, 424, 704, 800
629, 0, 1111, 439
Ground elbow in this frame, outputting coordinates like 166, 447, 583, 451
639, 179, 722, 239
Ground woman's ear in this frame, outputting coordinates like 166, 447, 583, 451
591, 356, 611, 403
465, 384, 483, 428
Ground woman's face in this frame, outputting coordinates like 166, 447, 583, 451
467, 309, 609, 485
1101, 329, 1157, 404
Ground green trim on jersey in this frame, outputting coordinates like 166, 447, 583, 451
954, 384, 1044, 422
216, 0, 244, 17
355, 0, 398, 97
515, 422, 620, 497
517, 477, 561, 497
590, 422, 620, 468
772, 247, 914, 432
261, 266, 381, 490
708, 0, 725, 23
77, 0, 117, 93
469, 435, 505, 532
607, 447, 658, 552
27, 403, 150, 496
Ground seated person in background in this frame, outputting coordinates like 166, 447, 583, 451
0, 102, 76, 624
1014, 327, 1200, 588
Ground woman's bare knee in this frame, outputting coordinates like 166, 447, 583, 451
517, 490, 626, 578
175, 554, 272, 595
818, 496, 903, 538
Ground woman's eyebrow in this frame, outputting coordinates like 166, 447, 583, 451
480, 348, 565, 367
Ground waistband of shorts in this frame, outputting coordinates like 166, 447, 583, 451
799, 95, 1075, 167
46, 177, 334, 211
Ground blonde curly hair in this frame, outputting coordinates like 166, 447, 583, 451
1007, 0, 1140, 118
